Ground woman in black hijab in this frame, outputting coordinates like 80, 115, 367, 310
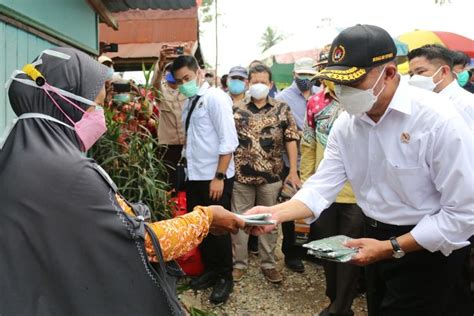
0, 47, 244, 315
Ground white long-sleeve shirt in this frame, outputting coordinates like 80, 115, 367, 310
439, 80, 474, 130
293, 80, 474, 256
182, 82, 239, 181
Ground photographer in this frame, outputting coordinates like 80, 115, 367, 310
152, 45, 189, 190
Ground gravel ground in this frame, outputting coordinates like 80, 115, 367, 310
180, 234, 368, 316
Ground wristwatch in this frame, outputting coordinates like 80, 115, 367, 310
389, 237, 405, 259
215, 172, 225, 180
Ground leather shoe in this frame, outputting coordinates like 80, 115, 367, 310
318, 307, 354, 316
261, 268, 283, 283
189, 271, 217, 290
210, 278, 233, 304
232, 268, 245, 282
285, 258, 305, 273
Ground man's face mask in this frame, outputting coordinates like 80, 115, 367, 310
408, 66, 445, 91
295, 75, 314, 92
178, 78, 199, 98
456, 70, 470, 87
249, 83, 270, 100
228, 79, 246, 95
334, 66, 386, 115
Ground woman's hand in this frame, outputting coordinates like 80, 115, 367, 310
209, 205, 245, 235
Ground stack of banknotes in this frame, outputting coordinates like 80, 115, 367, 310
303, 235, 358, 263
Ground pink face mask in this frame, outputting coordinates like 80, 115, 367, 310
42, 83, 107, 151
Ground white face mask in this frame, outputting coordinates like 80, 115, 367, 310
408, 66, 444, 91
249, 83, 270, 100
334, 66, 386, 115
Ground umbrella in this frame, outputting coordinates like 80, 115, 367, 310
397, 30, 474, 57
260, 27, 341, 64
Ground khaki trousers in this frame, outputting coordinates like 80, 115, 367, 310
231, 181, 281, 270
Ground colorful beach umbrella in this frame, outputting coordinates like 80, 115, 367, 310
397, 30, 474, 57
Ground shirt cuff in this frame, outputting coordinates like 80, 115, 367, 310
292, 187, 330, 225
410, 214, 470, 256
197, 206, 213, 223
218, 143, 237, 155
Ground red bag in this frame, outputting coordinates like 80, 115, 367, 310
171, 191, 205, 276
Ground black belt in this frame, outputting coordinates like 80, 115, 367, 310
364, 216, 415, 231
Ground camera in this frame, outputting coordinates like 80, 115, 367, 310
175, 46, 184, 55
112, 82, 131, 93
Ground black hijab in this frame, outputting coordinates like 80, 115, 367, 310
0, 47, 183, 315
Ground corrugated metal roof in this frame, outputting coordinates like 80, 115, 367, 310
99, 8, 202, 70
99, 9, 198, 45
102, 0, 196, 12
104, 41, 197, 59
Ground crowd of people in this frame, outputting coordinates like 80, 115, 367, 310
0, 23, 472, 316
154, 24, 473, 315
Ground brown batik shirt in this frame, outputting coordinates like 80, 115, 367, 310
233, 97, 300, 185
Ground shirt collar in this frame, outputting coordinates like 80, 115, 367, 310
439, 80, 459, 96
197, 81, 210, 96
245, 96, 279, 107
385, 78, 412, 115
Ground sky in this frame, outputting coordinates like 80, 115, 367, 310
199, 0, 474, 76
124, 0, 473, 83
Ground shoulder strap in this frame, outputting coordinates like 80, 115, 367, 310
184, 95, 202, 133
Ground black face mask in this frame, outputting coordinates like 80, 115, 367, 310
295, 77, 313, 91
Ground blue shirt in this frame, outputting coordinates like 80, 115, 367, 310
276, 82, 319, 168
275, 82, 319, 130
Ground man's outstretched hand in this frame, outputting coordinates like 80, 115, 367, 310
243, 206, 279, 236
209, 205, 245, 235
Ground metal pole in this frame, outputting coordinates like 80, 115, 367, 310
214, 0, 218, 86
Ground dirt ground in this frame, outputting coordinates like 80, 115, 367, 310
180, 235, 368, 316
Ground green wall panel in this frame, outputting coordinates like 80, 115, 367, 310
0, 0, 98, 52
0, 21, 55, 134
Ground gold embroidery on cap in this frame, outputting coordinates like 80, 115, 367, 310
320, 68, 367, 81
400, 132, 410, 143
372, 53, 394, 62
332, 45, 346, 63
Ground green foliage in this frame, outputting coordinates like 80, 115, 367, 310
90, 64, 172, 221
89, 108, 172, 221
200, 0, 214, 23
190, 307, 216, 316
259, 26, 285, 53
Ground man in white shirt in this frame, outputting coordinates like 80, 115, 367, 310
171, 56, 239, 304
246, 25, 474, 315
407, 44, 474, 129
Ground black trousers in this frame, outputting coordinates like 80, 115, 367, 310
186, 178, 234, 280
311, 203, 364, 315
160, 145, 183, 191
280, 166, 307, 259
364, 217, 472, 316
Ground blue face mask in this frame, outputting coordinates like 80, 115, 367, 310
228, 79, 246, 95
456, 70, 470, 87
106, 67, 114, 79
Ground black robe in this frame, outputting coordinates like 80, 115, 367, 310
0, 47, 183, 315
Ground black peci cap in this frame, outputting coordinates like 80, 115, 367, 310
314, 24, 397, 84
